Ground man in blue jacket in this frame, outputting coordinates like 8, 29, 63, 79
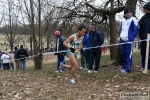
88, 24, 104, 73
139, 2, 150, 72
54, 30, 66, 72
120, 8, 138, 73
82, 32, 90, 70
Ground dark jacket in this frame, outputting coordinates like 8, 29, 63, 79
55, 35, 66, 56
139, 13, 150, 40
17, 48, 29, 60
14, 48, 18, 59
89, 29, 104, 51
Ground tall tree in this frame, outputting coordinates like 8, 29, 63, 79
53, 0, 126, 59
1, 0, 23, 52
126, 0, 138, 16
29, 0, 42, 70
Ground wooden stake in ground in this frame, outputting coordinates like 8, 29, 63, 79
142, 33, 150, 74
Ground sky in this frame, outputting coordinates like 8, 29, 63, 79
94, 0, 145, 20
0, 0, 147, 26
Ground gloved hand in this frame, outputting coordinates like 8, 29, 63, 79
80, 48, 83, 53
70, 47, 75, 53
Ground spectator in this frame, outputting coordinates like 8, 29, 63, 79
81, 32, 90, 70
8, 51, 14, 70
120, 8, 138, 73
88, 24, 104, 73
29, 49, 33, 60
79, 44, 85, 70
26, 48, 29, 60
0, 50, 2, 69
1, 52, 9, 70
139, 2, 150, 72
14, 46, 19, 70
54, 30, 66, 72
17, 45, 29, 70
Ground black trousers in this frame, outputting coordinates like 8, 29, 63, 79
80, 50, 85, 68
89, 49, 102, 71
3, 63, 9, 70
85, 50, 90, 68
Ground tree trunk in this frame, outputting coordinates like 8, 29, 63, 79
30, 37, 32, 50
37, 0, 42, 69
10, 42, 13, 52
30, 0, 41, 70
9, 1, 13, 52
126, 0, 138, 16
109, 13, 118, 60
47, 38, 50, 50
108, 0, 118, 60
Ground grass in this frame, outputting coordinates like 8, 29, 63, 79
0, 51, 150, 100
0, 35, 55, 52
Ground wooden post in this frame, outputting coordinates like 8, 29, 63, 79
142, 34, 150, 74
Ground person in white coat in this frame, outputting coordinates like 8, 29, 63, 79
120, 8, 138, 73
1, 52, 9, 70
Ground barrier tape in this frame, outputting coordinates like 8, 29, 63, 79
41, 38, 150, 54
3, 38, 150, 62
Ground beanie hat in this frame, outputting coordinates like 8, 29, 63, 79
124, 8, 131, 15
143, 2, 150, 11
54, 30, 60, 36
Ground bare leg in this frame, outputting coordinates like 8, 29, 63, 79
62, 64, 72, 70
61, 53, 78, 78
68, 53, 78, 79
61, 53, 74, 70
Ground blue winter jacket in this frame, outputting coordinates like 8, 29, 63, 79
139, 13, 150, 40
89, 29, 104, 51
82, 33, 90, 50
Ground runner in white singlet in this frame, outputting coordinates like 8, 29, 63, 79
66, 33, 83, 58
60, 26, 86, 84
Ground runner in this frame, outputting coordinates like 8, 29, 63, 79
60, 25, 86, 84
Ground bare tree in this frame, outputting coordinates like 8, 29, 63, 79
22, 0, 55, 69
51, 0, 126, 59
18, 0, 41, 69
126, 0, 138, 16
0, 0, 24, 52
0, 0, 143, 68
